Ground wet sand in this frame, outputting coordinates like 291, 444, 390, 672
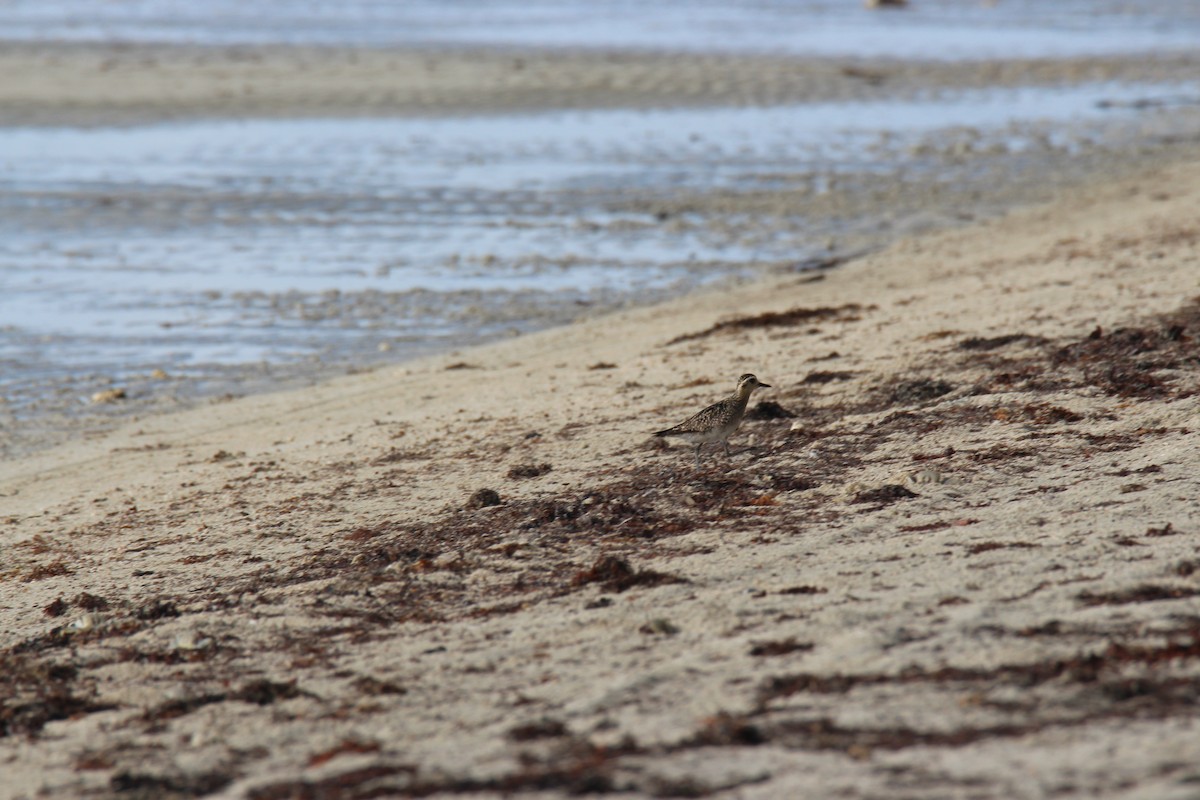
2, 41, 1200, 799
2, 41, 1199, 126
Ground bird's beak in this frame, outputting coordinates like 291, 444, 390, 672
759, 382, 772, 388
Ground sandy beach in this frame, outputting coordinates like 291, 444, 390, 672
2, 39, 1200, 799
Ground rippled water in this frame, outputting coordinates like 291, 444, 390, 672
0, 83, 1181, 384
3, 0, 1199, 58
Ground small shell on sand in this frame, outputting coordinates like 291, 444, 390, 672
904, 467, 950, 486
90, 388, 127, 404
171, 630, 213, 651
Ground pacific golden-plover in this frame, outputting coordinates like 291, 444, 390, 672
654, 373, 771, 465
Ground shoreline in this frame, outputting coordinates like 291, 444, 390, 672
5, 38, 1200, 462
8, 128, 1200, 462
1, 155, 1198, 797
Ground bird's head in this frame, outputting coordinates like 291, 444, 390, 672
737, 373, 771, 394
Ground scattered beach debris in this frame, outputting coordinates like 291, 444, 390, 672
507, 718, 569, 741
89, 388, 126, 404
73, 592, 108, 611
136, 599, 181, 620
170, 631, 212, 651
506, 463, 552, 480
466, 488, 502, 509
571, 555, 688, 594
746, 400, 796, 420
352, 676, 407, 696
639, 618, 681, 636
42, 598, 69, 618
802, 370, 855, 384
888, 378, 954, 405
749, 637, 814, 657
668, 304, 867, 345
957, 333, 1046, 351
851, 484, 919, 505
1077, 585, 1200, 606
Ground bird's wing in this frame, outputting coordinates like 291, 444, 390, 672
655, 399, 724, 436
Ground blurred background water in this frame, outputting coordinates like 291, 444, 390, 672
2, 0, 1199, 57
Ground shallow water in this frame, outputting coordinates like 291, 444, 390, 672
0, 83, 1184, 385
3, 0, 1199, 58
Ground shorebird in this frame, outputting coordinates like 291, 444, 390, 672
655, 374, 771, 465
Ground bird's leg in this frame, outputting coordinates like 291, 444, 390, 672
723, 440, 732, 457
694, 443, 703, 467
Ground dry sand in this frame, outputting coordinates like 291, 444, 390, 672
3, 39, 1200, 800
2, 151, 1199, 797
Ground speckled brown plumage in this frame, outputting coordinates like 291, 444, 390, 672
655, 374, 771, 464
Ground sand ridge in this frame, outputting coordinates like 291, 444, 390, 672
2, 41, 1199, 125
1, 157, 1198, 797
